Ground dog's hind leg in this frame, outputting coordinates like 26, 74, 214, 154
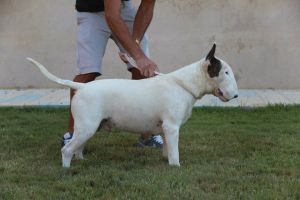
61, 123, 99, 167
162, 135, 168, 159
162, 121, 180, 167
61, 107, 103, 167
74, 144, 84, 160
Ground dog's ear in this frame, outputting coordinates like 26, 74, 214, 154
205, 43, 222, 78
206, 43, 216, 61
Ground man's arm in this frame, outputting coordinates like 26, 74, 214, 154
132, 0, 156, 43
104, 0, 157, 77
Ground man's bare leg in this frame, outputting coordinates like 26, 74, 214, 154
68, 73, 99, 133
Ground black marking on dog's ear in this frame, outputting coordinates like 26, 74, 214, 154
206, 44, 222, 77
206, 43, 216, 61
207, 58, 222, 78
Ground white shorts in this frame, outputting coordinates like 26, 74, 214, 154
76, 1, 150, 75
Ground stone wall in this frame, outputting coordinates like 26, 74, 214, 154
0, 0, 299, 88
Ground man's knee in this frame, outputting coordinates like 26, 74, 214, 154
73, 72, 99, 83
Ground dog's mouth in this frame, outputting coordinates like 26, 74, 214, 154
213, 88, 229, 102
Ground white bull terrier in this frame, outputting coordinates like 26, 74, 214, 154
27, 44, 238, 168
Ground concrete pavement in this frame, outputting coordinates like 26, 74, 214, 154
1, 89, 300, 107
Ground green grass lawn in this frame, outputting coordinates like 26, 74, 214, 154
0, 106, 300, 199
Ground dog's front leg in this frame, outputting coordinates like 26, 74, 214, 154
162, 122, 180, 167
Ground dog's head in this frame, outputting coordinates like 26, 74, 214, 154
203, 44, 238, 102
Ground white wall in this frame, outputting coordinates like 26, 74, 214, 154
0, 0, 299, 89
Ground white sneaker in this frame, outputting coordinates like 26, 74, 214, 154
61, 132, 73, 147
137, 134, 163, 148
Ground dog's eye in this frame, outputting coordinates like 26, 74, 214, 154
225, 71, 229, 75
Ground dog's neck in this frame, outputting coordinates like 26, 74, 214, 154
168, 59, 211, 99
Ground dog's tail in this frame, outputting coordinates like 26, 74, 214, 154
26, 58, 84, 90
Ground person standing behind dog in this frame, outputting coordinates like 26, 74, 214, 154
62, 0, 164, 148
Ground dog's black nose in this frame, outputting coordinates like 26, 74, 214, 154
234, 94, 238, 98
